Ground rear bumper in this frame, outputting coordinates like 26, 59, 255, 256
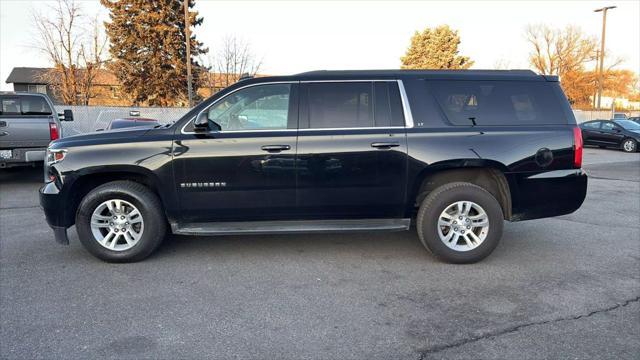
509, 169, 588, 221
0, 147, 46, 167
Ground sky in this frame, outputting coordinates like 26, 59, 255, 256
1, 0, 639, 91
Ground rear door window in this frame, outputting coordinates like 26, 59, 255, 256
427, 80, 568, 126
0, 96, 52, 116
305, 82, 373, 129
582, 121, 601, 129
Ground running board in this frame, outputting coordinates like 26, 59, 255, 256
172, 218, 411, 236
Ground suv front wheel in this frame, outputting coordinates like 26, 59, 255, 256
417, 182, 504, 263
76, 181, 166, 262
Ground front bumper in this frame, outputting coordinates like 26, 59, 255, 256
39, 181, 71, 245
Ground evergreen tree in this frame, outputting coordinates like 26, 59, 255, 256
401, 25, 473, 70
101, 0, 208, 106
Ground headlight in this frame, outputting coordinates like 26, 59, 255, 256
44, 148, 67, 183
46, 148, 67, 165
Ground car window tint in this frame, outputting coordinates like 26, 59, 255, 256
1, 98, 21, 115
207, 84, 291, 131
582, 121, 600, 129
307, 82, 373, 128
374, 82, 392, 127
427, 80, 568, 126
601, 122, 616, 131
0, 96, 52, 116
21, 96, 52, 115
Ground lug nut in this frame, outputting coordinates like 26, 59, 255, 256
110, 222, 114, 226
125, 222, 129, 226
453, 221, 457, 225
467, 226, 471, 229
459, 216, 463, 220
461, 230, 465, 234
121, 228, 126, 232
121, 216, 125, 220
114, 229, 119, 232
454, 227, 459, 231
113, 216, 117, 220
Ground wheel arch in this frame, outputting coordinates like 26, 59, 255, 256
409, 159, 512, 220
63, 166, 167, 227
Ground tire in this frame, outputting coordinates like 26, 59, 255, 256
416, 182, 504, 264
75, 180, 166, 262
621, 138, 637, 153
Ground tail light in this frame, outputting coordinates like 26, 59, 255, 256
573, 126, 583, 168
49, 122, 60, 141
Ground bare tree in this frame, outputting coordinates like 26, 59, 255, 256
524, 24, 597, 76
32, 0, 107, 105
215, 36, 263, 88
493, 58, 511, 70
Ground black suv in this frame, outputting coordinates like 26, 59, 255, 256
40, 70, 587, 263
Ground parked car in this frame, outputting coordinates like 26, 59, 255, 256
97, 117, 160, 131
628, 116, 640, 124
0, 92, 73, 168
612, 113, 628, 120
580, 119, 640, 152
40, 70, 587, 263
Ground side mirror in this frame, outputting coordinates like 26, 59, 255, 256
193, 112, 221, 132
58, 109, 74, 121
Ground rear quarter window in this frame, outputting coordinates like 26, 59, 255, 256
427, 80, 569, 126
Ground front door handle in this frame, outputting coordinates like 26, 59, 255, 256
261, 144, 291, 153
371, 142, 400, 149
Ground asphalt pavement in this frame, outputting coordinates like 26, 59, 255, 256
0, 147, 638, 359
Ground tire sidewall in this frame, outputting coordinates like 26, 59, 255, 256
418, 183, 503, 264
76, 182, 165, 262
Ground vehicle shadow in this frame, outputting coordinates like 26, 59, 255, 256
0, 165, 43, 183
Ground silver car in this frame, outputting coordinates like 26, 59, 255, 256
0, 92, 73, 168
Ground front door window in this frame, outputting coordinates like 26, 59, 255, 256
207, 84, 291, 131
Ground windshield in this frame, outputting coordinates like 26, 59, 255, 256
614, 119, 640, 130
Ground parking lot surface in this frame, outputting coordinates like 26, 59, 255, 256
1, 147, 639, 359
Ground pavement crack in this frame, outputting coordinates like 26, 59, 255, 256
586, 175, 639, 183
0, 205, 40, 210
417, 296, 640, 359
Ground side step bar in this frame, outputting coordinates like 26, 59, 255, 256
172, 218, 411, 236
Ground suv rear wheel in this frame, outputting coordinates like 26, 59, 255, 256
76, 181, 166, 262
417, 182, 504, 263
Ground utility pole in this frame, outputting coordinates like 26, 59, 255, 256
594, 5, 616, 110
184, 0, 193, 107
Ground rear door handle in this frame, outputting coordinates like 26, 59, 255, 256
261, 144, 291, 152
371, 142, 400, 149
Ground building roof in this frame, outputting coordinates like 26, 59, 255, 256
5, 67, 119, 86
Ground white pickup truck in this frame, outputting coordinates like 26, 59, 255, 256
0, 92, 73, 168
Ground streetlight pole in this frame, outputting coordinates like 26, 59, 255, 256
594, 5, 616, 110
184, 0, 193, 107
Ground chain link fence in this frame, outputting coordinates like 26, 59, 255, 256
54, 105, 640, 136
54, 105, 190, 136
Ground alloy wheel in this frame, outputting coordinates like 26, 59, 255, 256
90, 199, 144, 251
437, 201, 490, 252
